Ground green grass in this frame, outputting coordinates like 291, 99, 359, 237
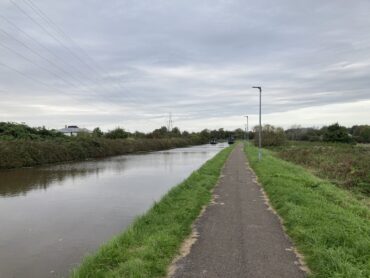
72, 145, 233, 278
245, 144, 370, 278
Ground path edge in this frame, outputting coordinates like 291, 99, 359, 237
166, 145, 237, 277
244, 145, 311, 275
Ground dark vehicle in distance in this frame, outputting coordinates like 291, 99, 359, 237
210, 138, 218, 145
228, 137, 235, 144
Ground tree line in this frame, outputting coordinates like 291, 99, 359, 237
254, 123, 370, 147
0, 122, 241, 143
1, 122, 369, 146
285, 123, 370, 143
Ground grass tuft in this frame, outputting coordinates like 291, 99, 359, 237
71, 145, 233, 278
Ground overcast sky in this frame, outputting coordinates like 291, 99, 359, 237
0, 0, 369, 132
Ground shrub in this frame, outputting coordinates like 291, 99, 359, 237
350, 125, 370, 143
105, 127, 129, 139
0, 122, 64, 140
323, 123, 353, 143
92, 127, 103, 137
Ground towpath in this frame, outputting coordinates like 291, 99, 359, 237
171, 143, 306, 278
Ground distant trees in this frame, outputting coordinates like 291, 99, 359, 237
233, 128, 245, 140
254, 124, 286, 146
133, 131, 146, 139
149, 126, 169, 138
105, 127, 129, 139
199, 129, 210, 141
285, 125, 322, 141
171, 127, 181, 137
146, 126, 202, 140
285, 123, 369, 143
0, 122, 64, 140
208, 128, 243, 141
322, 123, 353, 143
2, 121, 368, 145
350, 125, 370, 143
181, 130, 190, 138
0, 122, 257, 144
92, 127, 103, 137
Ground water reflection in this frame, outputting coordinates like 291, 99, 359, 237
0, 147, 218, 197
0, 144, 226, 278
0, 166, 99, 197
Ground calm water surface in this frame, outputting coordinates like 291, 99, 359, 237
0, 144, 226, 278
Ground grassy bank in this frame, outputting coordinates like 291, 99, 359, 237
245, 144, 370, 277
72, 145, 233, 277
269, 141, 370, 198
0, 137, 205, 169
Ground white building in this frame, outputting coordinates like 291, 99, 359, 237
59, 125, 91, 136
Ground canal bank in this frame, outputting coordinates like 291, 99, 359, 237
0, 143, 228, 277
72, 145, 233, 277
0, 137, 206, 169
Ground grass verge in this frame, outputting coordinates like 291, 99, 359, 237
72, 145, 233, 278
245, 144, 370, 278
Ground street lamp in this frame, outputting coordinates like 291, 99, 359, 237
244, 115, 249, 144
252, 86, 262, 161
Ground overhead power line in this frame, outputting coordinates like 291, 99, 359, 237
0, 60, 107, 112
2, 0, 111, 102
0, 39, 79, 89
0, 15, 123, 101
0, 61, 57, 90
8, 0, 112, 97
0, 14, 91, 86
4, 0, 139, 109
22, 0, 131, 95
23, 0, 105, 75
10, 0, 102, 79
0, 27, 91, 91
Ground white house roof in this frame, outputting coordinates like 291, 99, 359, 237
59, 126, 91, 133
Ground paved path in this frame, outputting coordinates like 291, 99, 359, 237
171, 144, 306, 278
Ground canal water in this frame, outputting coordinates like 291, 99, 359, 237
0, 143, 227, 278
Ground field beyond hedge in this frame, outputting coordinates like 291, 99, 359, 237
269, 142, 370, 201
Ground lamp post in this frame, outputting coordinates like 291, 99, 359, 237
244, 115, 249, 144
252, 86, 262, 161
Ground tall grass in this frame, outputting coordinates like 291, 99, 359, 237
0, 137, 205, 169
245, 144, 370, 278
270, 141, 370, 197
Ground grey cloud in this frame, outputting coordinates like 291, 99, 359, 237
0, 0, 369, 131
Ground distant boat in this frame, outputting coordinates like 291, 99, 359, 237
210, 139, 218, 145
228, 137, 235, 144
